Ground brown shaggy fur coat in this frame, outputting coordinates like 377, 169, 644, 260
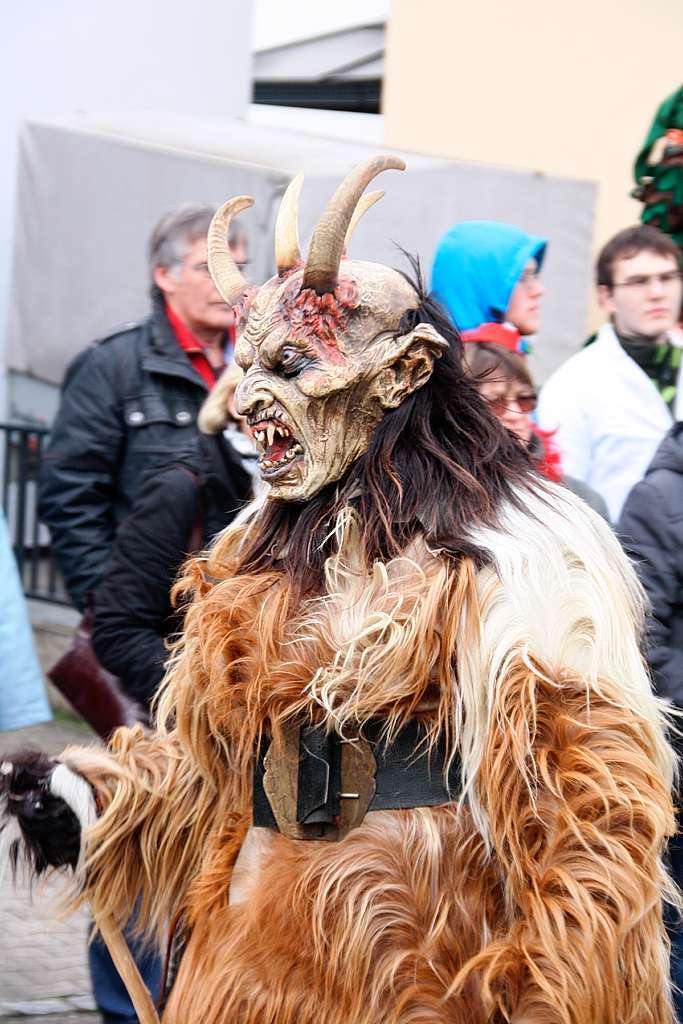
60, 487, 677, 1023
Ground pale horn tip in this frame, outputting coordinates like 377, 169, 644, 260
207, 196, 254, 306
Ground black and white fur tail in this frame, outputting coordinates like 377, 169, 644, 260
0, 751, 96, 880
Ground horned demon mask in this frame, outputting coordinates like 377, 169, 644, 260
208, 156, 448, 501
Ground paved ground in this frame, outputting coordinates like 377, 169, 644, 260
3, 1018, 100, 1024
0, 714, 103, 1022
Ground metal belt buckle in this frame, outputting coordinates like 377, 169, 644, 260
262, 723, 376, 841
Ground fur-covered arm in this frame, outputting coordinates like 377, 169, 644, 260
460, 659, 676, 1023
1, 726, 223, 945
60, 725, 224, 943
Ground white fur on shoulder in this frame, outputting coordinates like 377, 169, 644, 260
456, 480, 674, 838
473, 482, 651, 694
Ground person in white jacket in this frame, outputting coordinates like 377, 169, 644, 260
537, 225, 683, 522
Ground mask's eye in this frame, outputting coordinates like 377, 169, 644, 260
280, 345, 304, 376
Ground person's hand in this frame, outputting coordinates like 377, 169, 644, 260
0, 752, 83, 871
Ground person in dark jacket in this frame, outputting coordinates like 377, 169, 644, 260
38, 203, 248, 1024
86, 367, 255, 1023
39, 203, 248, 611
619, 423, 683, 704
92, 380, 255, 709
618, 422, 683, 1017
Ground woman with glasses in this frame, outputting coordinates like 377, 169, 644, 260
462, 324, 609, 517
431, 219, 608, 515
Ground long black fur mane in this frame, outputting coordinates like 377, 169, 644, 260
237, 260, 538, 594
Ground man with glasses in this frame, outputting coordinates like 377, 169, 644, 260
39, 203, 248, 613
537, 224, 683, 522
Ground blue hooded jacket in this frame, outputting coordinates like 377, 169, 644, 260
430, 221, 547, 332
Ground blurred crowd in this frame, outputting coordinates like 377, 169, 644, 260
2, 85, 683, 1023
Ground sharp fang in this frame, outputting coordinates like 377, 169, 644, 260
282, 427, 290, 437
267, 423, 276, 447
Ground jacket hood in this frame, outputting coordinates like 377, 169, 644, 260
430, 221, 547, 332
646, 422, 683, 476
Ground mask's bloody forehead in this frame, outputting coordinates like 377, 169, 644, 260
238, 262, 418, 368
276, 277, 360, 363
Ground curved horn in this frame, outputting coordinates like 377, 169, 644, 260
207, 195, 254, 305
343, 189, 384, 252
302, 155, 405, 295
275, 172, 303, 275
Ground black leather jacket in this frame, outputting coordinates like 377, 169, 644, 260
39, 299, 211, 610
92, 432, 252, 707
618, 422, 683, 709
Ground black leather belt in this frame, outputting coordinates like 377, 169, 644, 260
253, 720, 461, 842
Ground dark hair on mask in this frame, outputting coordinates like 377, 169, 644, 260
237, 255, 540, 594
596, 224, 680, 289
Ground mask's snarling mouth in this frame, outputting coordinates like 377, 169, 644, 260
248, 405, 304, 478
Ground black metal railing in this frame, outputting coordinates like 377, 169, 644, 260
1, 422, 69, 605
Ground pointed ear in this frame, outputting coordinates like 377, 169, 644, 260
374, 323, 449, 410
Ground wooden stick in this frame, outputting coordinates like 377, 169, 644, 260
96, 912, 161, 1024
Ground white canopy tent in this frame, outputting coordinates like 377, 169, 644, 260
6, 109, 595, 421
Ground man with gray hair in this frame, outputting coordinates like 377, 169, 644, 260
39, 202, 248, 612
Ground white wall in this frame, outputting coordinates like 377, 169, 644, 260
0, 1, 252, 418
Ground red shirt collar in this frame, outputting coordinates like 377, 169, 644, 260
165, 302, 236, 389
165, 301, 213, 354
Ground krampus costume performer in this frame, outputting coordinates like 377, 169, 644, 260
1, 157, 679, 1023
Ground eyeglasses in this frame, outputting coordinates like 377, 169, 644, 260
486, 392, 537, 416
612, 271, 683, 291
191, 260, 251, 275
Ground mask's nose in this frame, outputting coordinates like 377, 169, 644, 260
235, 371, 274, 418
